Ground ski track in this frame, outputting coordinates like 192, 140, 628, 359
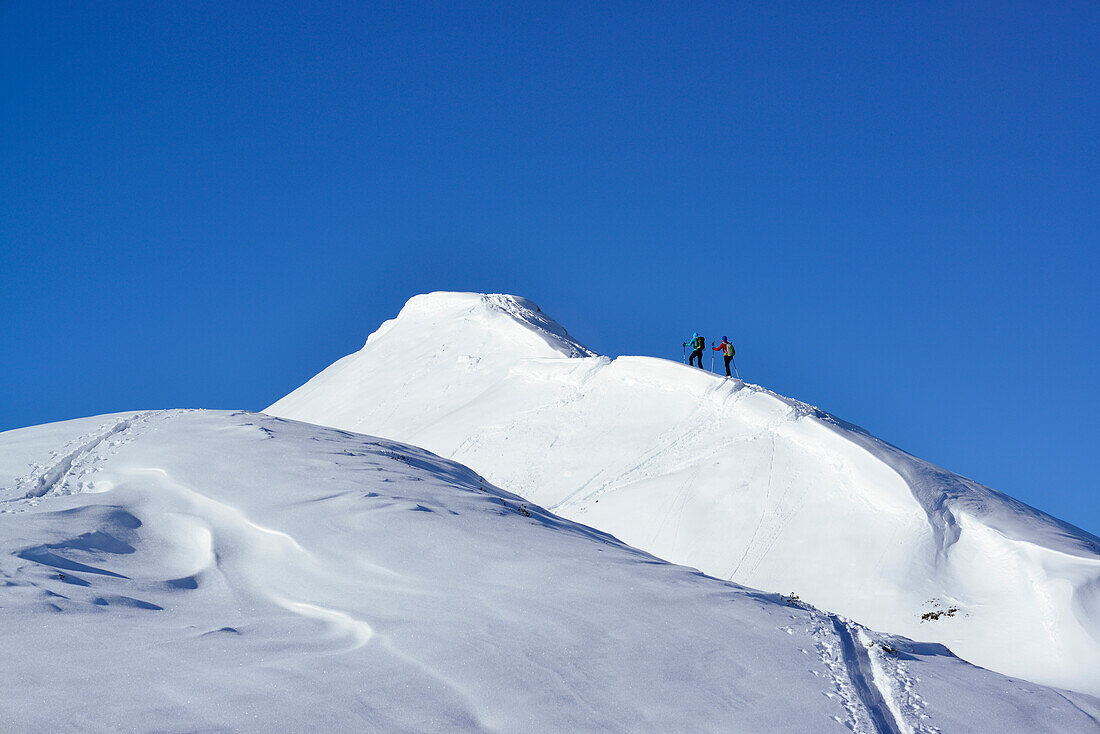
830, 617, 904, 734
728, 434, 776, 580
542, 377, 817, 584
668, 475, 694, 551
860, 631, 941, 734
729, 413, 814, 582
742, 460, 813, 581
803, 611, 941, 734
550, 377, 743, 513
809, 614, 872, 732
5, 411, 165, 508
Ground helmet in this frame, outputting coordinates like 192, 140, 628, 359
693, 333, 698, 338
723, 336, 728, 341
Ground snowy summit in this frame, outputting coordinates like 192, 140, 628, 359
0, 292, 1097, 732
270, 292, 1100, 698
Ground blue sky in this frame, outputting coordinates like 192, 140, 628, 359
2, 2, 1097, 534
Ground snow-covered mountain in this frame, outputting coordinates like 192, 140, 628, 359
2, 410, 1098, 732
268, 291, 1100, 698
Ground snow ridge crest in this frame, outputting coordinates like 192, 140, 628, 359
368, 291, 597, 359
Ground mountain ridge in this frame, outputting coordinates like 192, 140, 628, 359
267, 291, 1100, 696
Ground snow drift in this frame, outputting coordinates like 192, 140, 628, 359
2, 410, 1099, 732
268, 292, 1100, 697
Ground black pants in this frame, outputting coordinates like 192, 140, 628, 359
689, 349, 703, 368
723, 355, 732, 376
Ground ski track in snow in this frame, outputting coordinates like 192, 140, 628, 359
742, 466, 814, 582
549, 378, 742, 512
728, 406, 815, 582
859, 631, 940, 734
810, 613, 873, 732
830, 617, 904, 734
541, 377, 817, 587
4, 411, 165, 509
803, 611, 943, 734
728, 434, 777, 580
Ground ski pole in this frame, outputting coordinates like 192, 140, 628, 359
710, 342, 714, 372
682, 342, 687, 364
732, 357, 740, 380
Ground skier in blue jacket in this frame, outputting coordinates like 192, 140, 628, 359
687, 333, 705, 368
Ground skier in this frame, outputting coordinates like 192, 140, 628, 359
687, 333, 705, 368
713, 336, 735, 377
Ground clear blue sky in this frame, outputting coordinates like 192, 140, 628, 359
3, 2, 1097, 534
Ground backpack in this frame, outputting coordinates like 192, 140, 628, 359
694, 336, 705, 350
725, 343, 734, 357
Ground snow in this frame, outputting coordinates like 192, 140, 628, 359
268, 291, 1100, 697
2, 409, 1099, 732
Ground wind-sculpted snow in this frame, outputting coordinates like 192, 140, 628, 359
1, 411, 1098, 732
268, 291, 1100, 697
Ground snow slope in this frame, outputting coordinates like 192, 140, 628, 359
268, 292, 1100, 697
2, 410, 1098, 732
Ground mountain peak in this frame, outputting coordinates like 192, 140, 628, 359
366, 292, 597, 360
267, 292, 1100, 696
